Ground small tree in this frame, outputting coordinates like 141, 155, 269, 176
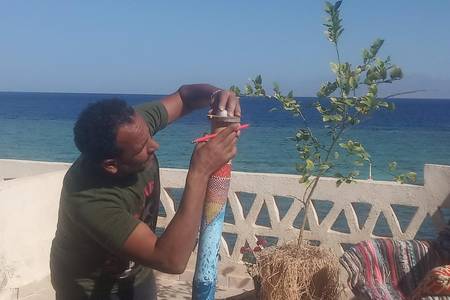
230, 1, 417, 298
231, 0, 416, 247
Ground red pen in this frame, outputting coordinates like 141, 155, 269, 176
192, 124, 250, 143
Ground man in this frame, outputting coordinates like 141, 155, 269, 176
50, 84, 241, 299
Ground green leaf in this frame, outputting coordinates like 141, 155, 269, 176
334, 151, 340, 160
362, 49, 370, 64
273, 82, 281, 94
406, 172, 417, 183
299, 175, 310, 184
245, 84, 254, 95
296, 129, 310, 141
229, 85, 241, 97
349, 76, 358, 89
394, 172, 417, 184
317, 81, 338, 97
287, 90, 294, 99
390, 66, 403, 80
369, 38, 384, 57
305, 159, 314, 171
330, 62, 339, 74
378, 101, 389, 108
354, 160, 364, 166
296, 163, 306, 173
255, 75, 262, 85
388, 102, 396, 111
388, 161, 397, 172
319, 163, 331, 171
368, 84, 378, 95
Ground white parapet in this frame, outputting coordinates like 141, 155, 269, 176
0, 169, 67, 300
0, 159, 450, 298
0, 159, 70, 182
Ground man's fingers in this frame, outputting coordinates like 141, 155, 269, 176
225, 94, 238, 117
223, 126, 239, 143
212, 124, 240, 142
212, 90, 241, 119
217, 91, 234, 114
234, 98, 241, 118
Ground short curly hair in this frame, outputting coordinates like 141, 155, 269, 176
74, 99, 135, 162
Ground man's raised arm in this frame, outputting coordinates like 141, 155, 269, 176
161, 84, 241, 123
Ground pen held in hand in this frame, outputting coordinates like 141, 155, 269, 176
192, 124, 250, 143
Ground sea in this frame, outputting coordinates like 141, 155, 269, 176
1, 91, 449, 242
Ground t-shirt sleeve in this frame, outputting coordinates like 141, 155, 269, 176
135, 101, 169, 136
65, 191, 140, 253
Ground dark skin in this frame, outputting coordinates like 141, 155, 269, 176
101, 84, 241, 274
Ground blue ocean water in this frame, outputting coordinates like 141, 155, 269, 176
1, 91, 450, 241
1, 91, 449, 183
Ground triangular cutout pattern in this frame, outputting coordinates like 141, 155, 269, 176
222, 232, 238, 256
307, 240, 321, 246
415, 214, 439, 240
351, 202, 372, 230
373, 212, 393, 237
155, 227, 164, 237
293, 208, 310, 230
224, 203, 235, 225
439, 207, 450, 225
331, 210, 351, 233
274, 196, 294, 220
237, 192, 257, 219
158, 200, 167, 217
165, 188, 183, 211
241, 240, 256, 265
255, 201, 271, 227
390, 204, 418, 233
312, 199, 334, 225
256, 235, 279, 248
340, 243, 354, 252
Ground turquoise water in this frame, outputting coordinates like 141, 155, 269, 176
1, 92, 450, 242
1, 92, 450, 183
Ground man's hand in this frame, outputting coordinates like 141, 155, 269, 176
210, 90, 241, 118
189, 124, 239, 177
161, 84, 242, 123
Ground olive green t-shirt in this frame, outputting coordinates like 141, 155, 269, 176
50, 101, 168, 297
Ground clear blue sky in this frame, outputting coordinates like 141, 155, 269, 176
1, 1, 449, 98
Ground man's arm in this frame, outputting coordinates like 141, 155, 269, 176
161, 84, 241, 124
121, 124, 239, 274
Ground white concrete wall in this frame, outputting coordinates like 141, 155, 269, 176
0, 159, 70, 182
1, 159, 450, 298
0, 170, 66, 300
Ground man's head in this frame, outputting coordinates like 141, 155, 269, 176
74, 99, 159, 176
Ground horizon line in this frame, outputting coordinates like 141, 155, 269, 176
0, 89, 449, 100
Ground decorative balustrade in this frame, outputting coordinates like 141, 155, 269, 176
1, 160, 450, 295
159, 164, 450, 268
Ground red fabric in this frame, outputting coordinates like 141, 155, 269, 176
412, 265, 450, 299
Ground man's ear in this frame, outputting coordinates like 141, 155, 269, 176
102, 159, 118, 175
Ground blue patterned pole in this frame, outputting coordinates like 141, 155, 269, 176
192, 113, 237, 299
192, 163, 231, 299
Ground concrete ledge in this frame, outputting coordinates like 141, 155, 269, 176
0, 159, 70, 181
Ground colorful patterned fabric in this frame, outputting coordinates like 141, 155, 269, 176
340, 239, 447, 299
412, 265, 450, 299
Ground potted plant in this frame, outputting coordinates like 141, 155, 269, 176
230, 1, 416, 299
